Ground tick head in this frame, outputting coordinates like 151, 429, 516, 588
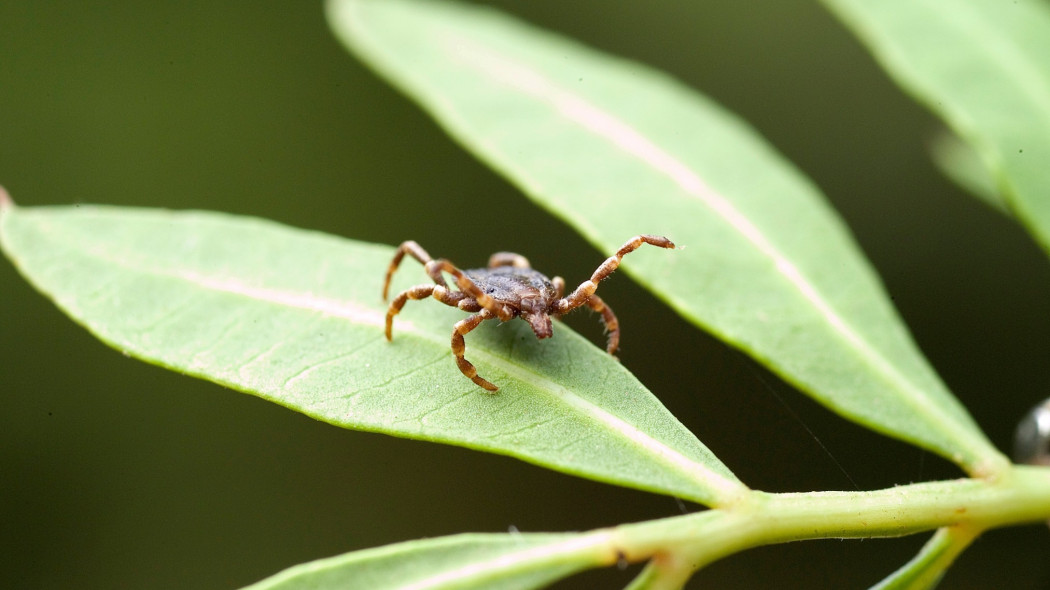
520, 296, 553, 338
523, 309, 553, 339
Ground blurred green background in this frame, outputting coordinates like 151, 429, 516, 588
2, 1, 1049, 588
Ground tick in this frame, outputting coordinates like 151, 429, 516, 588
382, 234, 676, 392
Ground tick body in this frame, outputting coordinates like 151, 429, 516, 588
382, 235, 675, 392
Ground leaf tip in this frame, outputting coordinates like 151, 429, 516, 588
0, 185, 14, 211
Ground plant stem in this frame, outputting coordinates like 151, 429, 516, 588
610, 465, 1050, 575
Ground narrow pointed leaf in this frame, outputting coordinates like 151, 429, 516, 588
326, 0, 1005, 473
0, 201, 744, 506
821, 0, 1050, 255
241, 532, 609, 590
868, 528, 976, 590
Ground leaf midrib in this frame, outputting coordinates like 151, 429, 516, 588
400, 532, 610, 590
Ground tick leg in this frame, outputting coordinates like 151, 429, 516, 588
427, 259, 515, 321
386, 284, 468, 340
424, 259, 466, 290
452, 310, 499, 392
585, 294, 620, 356
487, 252, 532, 269
553, 235, 675, 314
552, 276, 565, 299
383, 241, 437, 300
386, 284, 434, 340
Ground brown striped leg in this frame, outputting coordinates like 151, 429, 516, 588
426, 259, 515, 321
386, 285, 433, 340
553, 235, 675, 314
383, 241, 438, 300
487, 252, 532, 268
552, 276, 565, 299
585, 294, 620, 355
386, 284, 468, 340
452, 310, 498, 392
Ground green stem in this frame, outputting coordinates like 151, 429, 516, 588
610, 465, 1050, 575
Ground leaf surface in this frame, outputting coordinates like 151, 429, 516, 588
822, 0, 1050, 254
241, 532, 607, 590
0, 202, 743, 505
326, 0, 1005, 473
868, 528, 975, 590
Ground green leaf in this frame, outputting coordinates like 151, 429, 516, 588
868, 528, 976, 590
0, 201, 744, 506
821, 0, 1050, 255
240, 532, 607, 590
928, 131, 1007, 215
326, 0, 1006, 474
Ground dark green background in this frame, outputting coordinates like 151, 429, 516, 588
2, 1, 1049, 588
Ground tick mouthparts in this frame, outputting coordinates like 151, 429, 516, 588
526, 312, 553, 339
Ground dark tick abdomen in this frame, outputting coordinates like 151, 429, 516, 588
464, 267, 556, 304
